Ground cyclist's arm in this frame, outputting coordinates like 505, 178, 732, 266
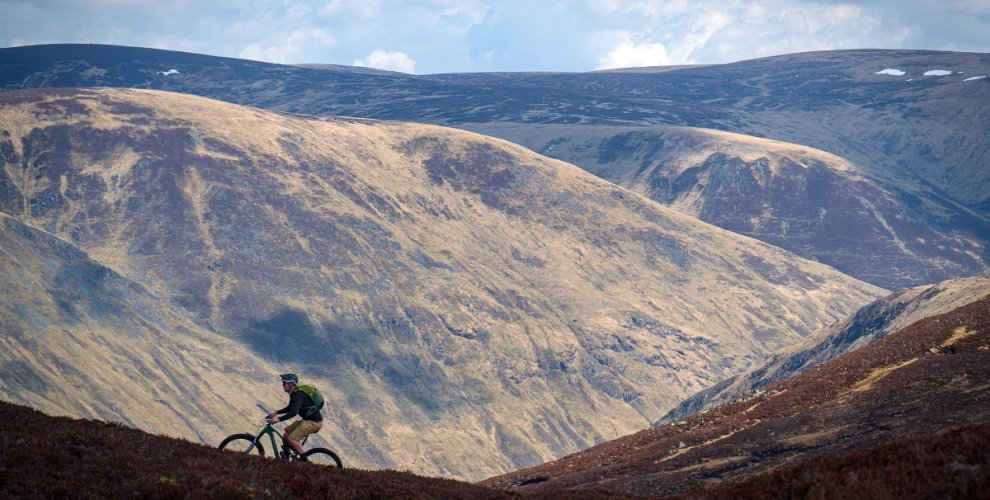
275, 392, 306, 420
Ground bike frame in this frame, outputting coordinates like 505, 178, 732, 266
248, 404, 309, 458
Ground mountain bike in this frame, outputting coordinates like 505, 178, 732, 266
218, 404, 343, 468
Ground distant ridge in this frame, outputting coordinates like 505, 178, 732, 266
2, 44, 987, 289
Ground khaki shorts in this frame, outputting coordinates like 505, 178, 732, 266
285, 419, 323, 442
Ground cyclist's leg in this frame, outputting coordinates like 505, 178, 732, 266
282, 421, 302, 457
286, 420, 323, 458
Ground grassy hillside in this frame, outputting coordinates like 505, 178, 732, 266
4, 45, 987, 289
0, 88, 883, 479
2, 395, 985, 499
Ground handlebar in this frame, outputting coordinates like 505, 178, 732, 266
257, 403, 277, 425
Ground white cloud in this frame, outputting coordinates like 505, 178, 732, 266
597, 38, 672, 69
320, 0, 382, 18
745, 3, 768, 18
589, 0, 690, 18
480, 49, 497, 65
354, 50, 417, 73
917, 0, 990, 15
2, 0, 990, 73
673, 10, 730, 62
434, 2, 490, 35
237, 29, 335, 64
822, 4, 863, 24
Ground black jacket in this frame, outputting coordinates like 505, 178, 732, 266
276, 390, 323, 422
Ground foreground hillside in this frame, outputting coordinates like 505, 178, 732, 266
0, 401, 516, 499
0, 88, 882, 479
485, 288, 990, 497
2, 395, 986, 500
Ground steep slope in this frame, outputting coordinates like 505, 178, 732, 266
662, 275, 990, 422
462, 124, 989, 289
483, 285, 990, 497
2, 45, 986, 290
0, 88, 883, 480
0, 212, 277, 444
0, 401, 520, 499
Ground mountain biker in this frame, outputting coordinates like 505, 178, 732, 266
268, 373, 323, 459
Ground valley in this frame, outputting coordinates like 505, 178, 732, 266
1, 45, 988, 493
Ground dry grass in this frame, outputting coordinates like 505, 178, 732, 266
848, 358, 918, 393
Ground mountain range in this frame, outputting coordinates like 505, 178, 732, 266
1, 44, 988, 490
2, 44, 988, 289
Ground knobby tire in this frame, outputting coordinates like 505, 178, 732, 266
218, 433, 266, 456
302, 447, 343, 468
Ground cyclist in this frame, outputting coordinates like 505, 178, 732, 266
268, 373, 323, 459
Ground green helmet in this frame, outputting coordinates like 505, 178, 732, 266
280, 373, 299, 385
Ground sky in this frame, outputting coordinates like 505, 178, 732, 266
2, 0, 989, 74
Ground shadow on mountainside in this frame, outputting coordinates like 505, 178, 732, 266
239, 307, 461, 414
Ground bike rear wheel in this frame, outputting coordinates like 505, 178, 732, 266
302, 447, 343, 468
218, 433, 266, 456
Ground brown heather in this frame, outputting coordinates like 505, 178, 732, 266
678, 422, 990, 499
486, 293, 990, 497
0, 401, 538, 499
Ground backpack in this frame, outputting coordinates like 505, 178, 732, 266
296, 384, 325, 417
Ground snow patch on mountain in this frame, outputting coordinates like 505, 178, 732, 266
923, 69, 952, 76
963, 75, 986, 81
875, 68, 905, 76
158, 69, 179, 76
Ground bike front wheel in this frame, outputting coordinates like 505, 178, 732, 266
218, 433, 266, 456
302, 447, 343, 468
